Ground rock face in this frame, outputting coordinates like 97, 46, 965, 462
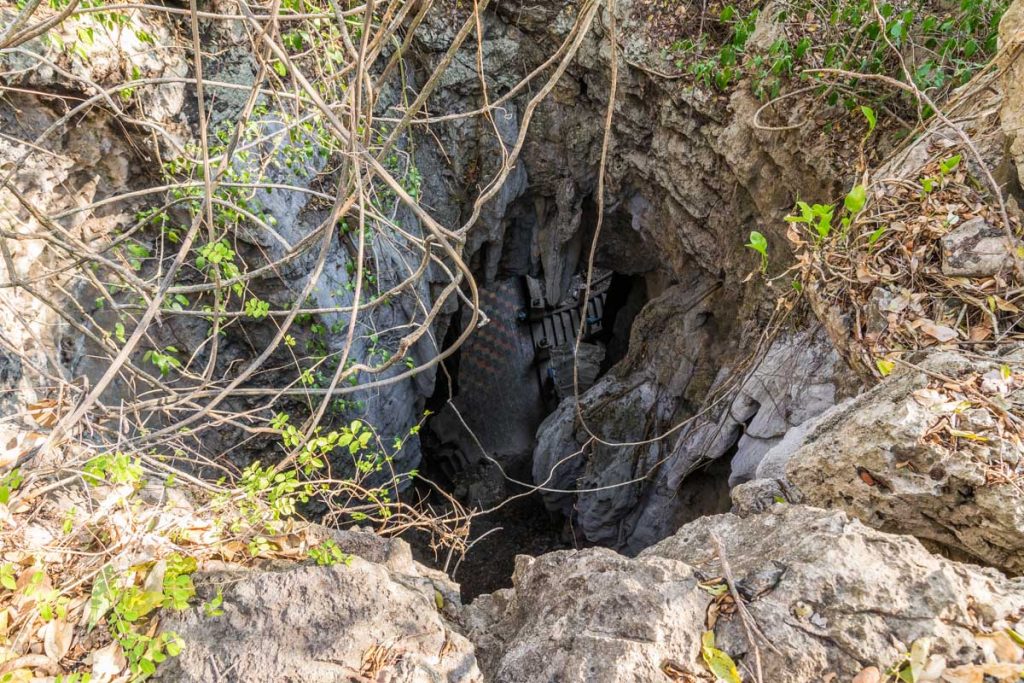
158, 507, 1024, 683
756, 351, 1024, 574
940, 217, 1019, 278
407, 0, 858, 550
533, 296, 850, 551
159, 530, 482, 682
464, 505, 1024, 682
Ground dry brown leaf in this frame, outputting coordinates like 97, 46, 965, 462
26, 399, 60, 428
852, 667, 880, 683
969, 325, 993, 342
990, 296, 1021, 313
917, 319, 958, 342
941, 662, 1024, 683
978, 631, 1024, 663
660, 659, 696, 682
91, 641, 127, 680
42, 618, 73, 662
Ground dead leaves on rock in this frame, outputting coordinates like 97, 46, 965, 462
794, 143, 1024, 382
910, 369, 1024, 487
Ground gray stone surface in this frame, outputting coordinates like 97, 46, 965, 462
941, 217, 1018, 277
533, 310, 848, 551
786, 350, 1024, 574
465, 505, 1024, 682
159, 533, 481, 683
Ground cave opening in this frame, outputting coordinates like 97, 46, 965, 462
410, 267, 647, 599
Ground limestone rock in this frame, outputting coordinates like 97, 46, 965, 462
786, 350, 1024, 573
729, 476, 787, 514
533, 304, 849, 551
1000, 0, 1024, 182
158, 533, 482, 682
465, 506, 1024, 682
941, 217, 1018, 278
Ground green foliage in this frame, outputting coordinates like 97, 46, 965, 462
202, 588, 224, 617
662, 0, 1007, 115
0, 563, 16, 591
867, 225, 887, 247
860, 105, 877, 133
786, 182, 872, 246
0, 468, 23, 505
142, 346, 182, 377
308, 539, 353, 566
939, 153, 962, 175
841, 184, 867, 230
745, 231, 769, 273
196, 240, 243, 297
920, 153, 963, 194
786, 201, 836, 241
700, 631, 741, 683
85, 555, 196, 679
245, 297, 271, 319
668, 5, 760, 91
83, 452, 144, 487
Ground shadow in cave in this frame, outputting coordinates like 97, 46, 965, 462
407, 269, 647, 600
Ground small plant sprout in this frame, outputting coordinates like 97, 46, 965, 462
245, 297, 271, 319
143, 347, 182, 377
867, 225, 887, 247
202, 588, 225, 617
745, 231, 769, 273
939, 154, 962, 176
860, 105, 877, 134
308, 539, 353, 566
841, 184, 867, 231
786, 201, 835, 242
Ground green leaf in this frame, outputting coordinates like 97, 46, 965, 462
88, 564, 117, 631
876, 358, 895, 377
745, 231, 768, 256
867, 225, 887, 246
860, 105, 877, 132
164, 632, 184, 656
701, 631, 742, 683
939, 154, 962, 175
0, 563, 15, 590
119, 588, 165, 622
844, 184, 867, 214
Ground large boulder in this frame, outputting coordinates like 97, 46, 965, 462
464, 505, 1024, 682
781, 351, 1024, 574
158, 531, 482, 682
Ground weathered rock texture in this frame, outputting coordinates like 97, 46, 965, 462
533, 297, 850, 551
156, 507, 1024, 682
781, 351, 1024, 574
409, 0, 859, 551
465, 505, 1024, 682
1, 0, 857, 541
159, 530, 481, 682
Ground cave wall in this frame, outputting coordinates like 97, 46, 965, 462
410, 0, 859, 551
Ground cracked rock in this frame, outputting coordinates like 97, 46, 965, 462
940, 217, 1019, 278
463, 505, 1024, 682
786, 350, 1024, 573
